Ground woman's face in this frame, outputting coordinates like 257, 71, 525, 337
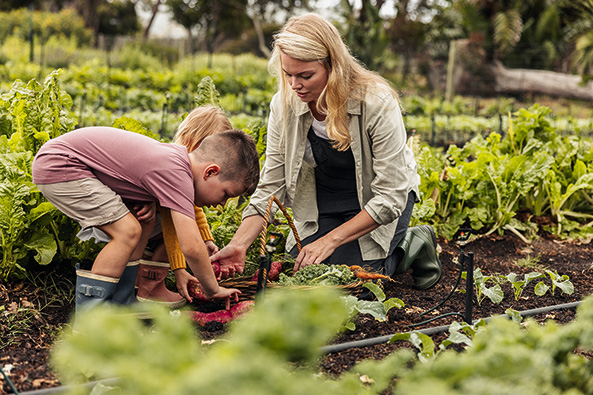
280, 52, 329, 105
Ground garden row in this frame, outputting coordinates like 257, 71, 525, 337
1, 70, 593, 282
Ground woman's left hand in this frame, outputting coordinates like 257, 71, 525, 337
293, 236, 337, 273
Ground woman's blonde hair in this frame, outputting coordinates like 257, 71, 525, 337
173, 106, 232, 152
269, 13, 398, 150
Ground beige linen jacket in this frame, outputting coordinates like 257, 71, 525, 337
243, 87, 420, 260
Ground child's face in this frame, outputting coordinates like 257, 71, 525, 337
194, 167, 245, 207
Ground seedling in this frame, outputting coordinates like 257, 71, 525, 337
341, 282, 404, 331
534, 270, 574, 296
507, 272, 545, 300
470, 268, 504, 305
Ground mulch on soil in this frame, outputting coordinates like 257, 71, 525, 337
2, 231, 593, 393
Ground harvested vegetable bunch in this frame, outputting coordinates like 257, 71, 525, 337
278, 264, 355, 286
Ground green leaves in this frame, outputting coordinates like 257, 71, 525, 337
0, 70, 83, 280
416, 104, 593, 241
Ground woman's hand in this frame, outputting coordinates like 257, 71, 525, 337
293, 236, 338, 273
210, 243, 246, 279
174, 268, 199, 302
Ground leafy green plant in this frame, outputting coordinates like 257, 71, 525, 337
506, 271, 545, 300
468, 268, 505, 305
342, 282, 404, 331
534, 270, 575, 297
50, 285, 593, 395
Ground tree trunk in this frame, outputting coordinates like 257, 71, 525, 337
142, 0, 162, 40
250, 15, 271, 58
489, 61, 593, 101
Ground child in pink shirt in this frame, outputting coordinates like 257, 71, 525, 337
33, 127, 259, 314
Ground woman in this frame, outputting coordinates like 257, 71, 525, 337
212, 13, 440, 288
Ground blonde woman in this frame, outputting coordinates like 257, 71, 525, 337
137, 106, 233, 306
212, 13, 441, 290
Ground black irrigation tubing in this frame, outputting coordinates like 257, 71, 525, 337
320, 300, 583, 355
5, 378, 120, 395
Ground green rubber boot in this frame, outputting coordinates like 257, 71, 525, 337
393, 225, 442, 290
75, 266, 119, 315
111, 260, 140, 305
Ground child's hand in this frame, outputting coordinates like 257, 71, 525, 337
210, 287, 241, 310
134, 202, 156, 223
174, 268, 199, 302
205, 240, 219, 256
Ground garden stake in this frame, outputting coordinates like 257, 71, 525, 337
464, 252, 474, 324
255, 232, 284, 302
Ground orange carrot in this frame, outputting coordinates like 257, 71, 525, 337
349, 265, 393, 281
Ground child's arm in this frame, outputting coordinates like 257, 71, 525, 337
194, 206, 219, 256
170, 209, 240, 303
161, 206, 220, 277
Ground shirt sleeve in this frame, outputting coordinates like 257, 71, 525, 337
160, 206, 187, 271
363, 91, 418, 225
195, 206, 214, 242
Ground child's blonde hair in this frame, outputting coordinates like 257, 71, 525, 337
173, 106, 232, 152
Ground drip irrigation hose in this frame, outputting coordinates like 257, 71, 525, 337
407, 246, 471, 328
321, 299, 582, 354
13, 378, 119, 395
1, 366, 19, 394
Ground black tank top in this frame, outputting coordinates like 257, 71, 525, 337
307, 127, 360, 215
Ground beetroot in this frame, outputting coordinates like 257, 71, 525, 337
192, 309, 232, 326
188, 282, 209, 302
229, 300, 255, 319
211, 260, 221, 277
250, 261, 283, 282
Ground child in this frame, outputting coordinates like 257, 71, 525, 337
137, 106, 233, 307
32, 126, 260, 314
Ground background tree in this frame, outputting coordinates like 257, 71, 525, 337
339, 0, 390, 70
137, 0, 165, 40
562, 0, 593, 78
166, 0, 250, 62
246, 0, 311, 58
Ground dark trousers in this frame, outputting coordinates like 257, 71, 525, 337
290, 191, 416, 277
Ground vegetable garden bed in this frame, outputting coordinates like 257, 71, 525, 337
2, 228, 593, 393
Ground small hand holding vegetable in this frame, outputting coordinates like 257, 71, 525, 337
188, 280, 240, 310
174, 269, 199, 302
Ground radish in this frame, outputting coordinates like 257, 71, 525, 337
229, 300, 254, 319
211, 260, 221, 277
188, 282, 209, 302
250, 261, 283, 282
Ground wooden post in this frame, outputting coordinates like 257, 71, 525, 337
445, 40, 456, 102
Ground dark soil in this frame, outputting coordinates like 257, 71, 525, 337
2, 231, 593, 393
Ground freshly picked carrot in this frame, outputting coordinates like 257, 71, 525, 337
349, 265, 394, 281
